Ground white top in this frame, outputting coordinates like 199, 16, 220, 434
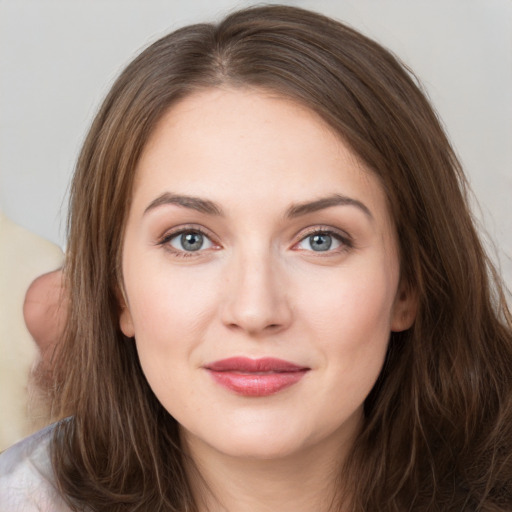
0, 423, 71, 511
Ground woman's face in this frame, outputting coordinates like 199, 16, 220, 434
120, 88, 415, 462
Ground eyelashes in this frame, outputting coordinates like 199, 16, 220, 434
157, 225, 353, 258
292, 227, 353, 253
157, 226, 219, 258
168, 230, 214, 252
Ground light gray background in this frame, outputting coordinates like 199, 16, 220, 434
1, 0, 511, 289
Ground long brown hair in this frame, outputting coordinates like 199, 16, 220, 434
48, 5, 512, 511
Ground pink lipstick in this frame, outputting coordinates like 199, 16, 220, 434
204, 357, 309, 396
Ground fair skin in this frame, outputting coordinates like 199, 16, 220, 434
120, 87, 416, 512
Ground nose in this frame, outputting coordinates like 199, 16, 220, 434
220, 250, 293, 336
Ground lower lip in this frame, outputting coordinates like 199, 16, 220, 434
207, 370, 307, 396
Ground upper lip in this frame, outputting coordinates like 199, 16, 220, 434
205, 357, 309, 373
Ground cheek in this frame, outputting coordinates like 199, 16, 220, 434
300, 272, 394, 425
123, 263, 221, 364
125, 274, 213, 409
300, 261, 397, 374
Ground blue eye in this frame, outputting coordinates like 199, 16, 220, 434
296, 232, 345, 252
308, 233, 333, 251
168, 230, 214, 252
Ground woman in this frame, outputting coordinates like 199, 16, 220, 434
1, 5, 511, 511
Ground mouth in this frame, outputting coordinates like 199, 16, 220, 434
204, 357, 310, 397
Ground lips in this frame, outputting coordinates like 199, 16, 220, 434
204, 357, 309, 396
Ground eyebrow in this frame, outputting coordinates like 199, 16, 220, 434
286, 194, 373, 220
144, 192, 224, 216
144, 192, 372, 220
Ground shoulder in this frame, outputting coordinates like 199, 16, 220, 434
0, 422, 72, 511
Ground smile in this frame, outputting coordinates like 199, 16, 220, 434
204, 357, 310, 397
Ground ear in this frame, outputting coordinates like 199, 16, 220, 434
119, 305, 135, 337
390, 280, 417, 332
118, 292, 135, 338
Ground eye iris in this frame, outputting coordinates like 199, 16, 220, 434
181, 232, 203, 251
310, 234, 332, 251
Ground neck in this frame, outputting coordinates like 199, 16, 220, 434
182, 427, 356, 512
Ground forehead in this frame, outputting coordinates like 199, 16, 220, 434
131, 87, 390, 223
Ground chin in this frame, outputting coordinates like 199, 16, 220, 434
213, 434, 309, 461
182, 417, 334, 463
